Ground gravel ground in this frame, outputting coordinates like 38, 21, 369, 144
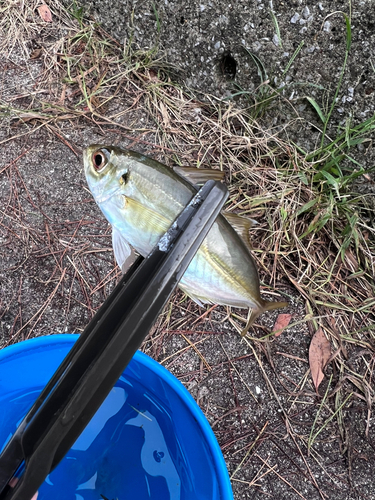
85, 0, 375, 173
1, 1, 374, 499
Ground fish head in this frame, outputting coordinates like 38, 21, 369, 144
83, 144, 129, 204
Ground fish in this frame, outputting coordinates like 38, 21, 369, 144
83, 144, 288, 335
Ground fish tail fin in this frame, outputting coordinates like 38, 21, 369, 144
262, 300, 289, 313
240, 309, 261, 337
240, 300, 288, 337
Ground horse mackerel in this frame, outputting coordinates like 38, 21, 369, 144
83, 145, 288, 335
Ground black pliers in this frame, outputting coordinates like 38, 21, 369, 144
0, 180, 228, 500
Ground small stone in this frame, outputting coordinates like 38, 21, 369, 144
323, 21, 331, 32
198, 386, 209, 398
272, 34, 279, 46
253, 41, 262, 52
302, 6, 310, 19
290, 12, 300, 23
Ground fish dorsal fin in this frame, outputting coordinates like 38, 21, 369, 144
222, 211, 257, 252
112, 226, 136, 274
173, 166, 225, 186
124, 196, 171, 234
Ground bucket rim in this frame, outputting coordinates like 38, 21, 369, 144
0, 334, 233, 499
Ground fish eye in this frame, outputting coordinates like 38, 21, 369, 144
92, 148, 111, 172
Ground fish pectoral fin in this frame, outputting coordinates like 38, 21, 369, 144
222, 211, 258, 252
173, 166, 225, 186
112, 226, 136, 274
124, 196, 171, 234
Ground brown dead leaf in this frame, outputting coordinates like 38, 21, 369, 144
363, 173, 373, 183
272, 313, 292, 337
37, 5, 53, 22
159, 102, 170, 128
309, 327, 331, 391
148, 69, 159, 81
30, 48, 42, 59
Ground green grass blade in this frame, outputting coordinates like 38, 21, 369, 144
309, 393, 353, 450
296, 198, 319, 216
282, 41, 304, 77
320, 170, 340, 194
270, 10, 282, 48
152, 2, 161, 34
308, 375, 332, 453
300, 212, 331, 238
319, 12, 352, 148
305, 96, 326, 124
344, 14, 352, 51
243, 47, 268, 83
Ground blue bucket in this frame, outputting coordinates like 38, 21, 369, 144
0, 335, 233, 500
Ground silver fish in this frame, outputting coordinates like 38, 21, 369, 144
84, 145, 287, 335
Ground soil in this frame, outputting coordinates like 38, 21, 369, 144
0, 1, 374, 500
85, 0, 375, 176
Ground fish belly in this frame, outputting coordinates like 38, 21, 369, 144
180, 251, 252, 308
181, 219, 260, 309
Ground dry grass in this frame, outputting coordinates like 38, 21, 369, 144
1, 2, 374, 497
0, 0, 72, 58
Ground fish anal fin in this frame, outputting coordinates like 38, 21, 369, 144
112, 226, 136, 274
222, 211, 257, 252
187, 294, 206, 308
178, 283, 211, 307
173, 166, 225, 186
